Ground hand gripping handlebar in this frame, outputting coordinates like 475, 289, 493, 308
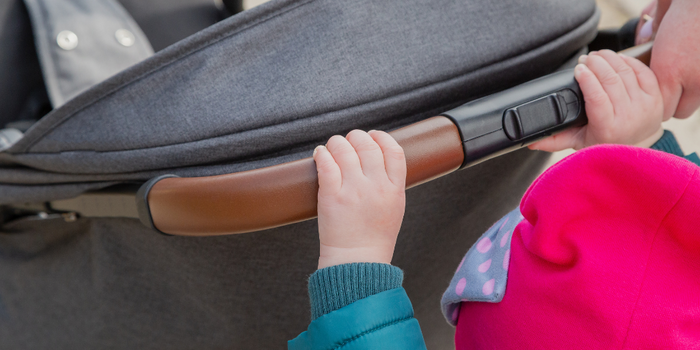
137, 43, 652, 236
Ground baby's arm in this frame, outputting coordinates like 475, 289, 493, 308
529, 50, 664, 151
314, 129, 406, 269
289, 130, 427, 349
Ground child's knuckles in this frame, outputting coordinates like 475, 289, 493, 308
356, 140, 382, 153
585, 90, 609, 105
384, 149, 405, 162
615, 64, 635, 76
327, 138, 357, 156
382, 143, 405, 158
347, 131, 381, 151
599, 70, 622, 86
317, 159, 337, 174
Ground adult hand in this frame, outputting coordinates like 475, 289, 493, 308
636, 0, 700, 120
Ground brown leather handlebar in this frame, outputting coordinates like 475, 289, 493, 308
143, 43, 653, 237
147, 116, 464, 236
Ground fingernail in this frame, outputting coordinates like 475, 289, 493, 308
578, 55, 587, 64
368, 130, 377, 134
638, 18, 653, 42
313, 145, 324, 157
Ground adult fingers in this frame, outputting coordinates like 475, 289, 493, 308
637, 17, 654, 45
583, 54, 631, 111
528, 127, 584, 152
369, 130, 406, 187
653, 0, 671, 33
592, 50, 641, 99
636, 1, 657, 45
313, 145, 342, 195
345, 129, 387, 180
620, 54, 661, 96
325, 135, 363, 181
574, 63, 615, 129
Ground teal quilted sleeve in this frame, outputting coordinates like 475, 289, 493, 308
288, 288, 427, 350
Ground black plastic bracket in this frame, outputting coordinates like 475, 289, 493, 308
441, 68, 586, 169
589, 17, 640, 52
135, 174, 179, 235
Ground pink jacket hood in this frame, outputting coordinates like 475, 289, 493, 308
456, 145, 700, 349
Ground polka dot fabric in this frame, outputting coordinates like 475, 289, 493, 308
440, 208, 522, 326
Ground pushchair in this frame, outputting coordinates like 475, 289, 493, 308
0, 0, 634, 348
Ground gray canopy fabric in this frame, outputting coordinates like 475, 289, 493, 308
1, 0, 597, 202
0, 0, 599, 348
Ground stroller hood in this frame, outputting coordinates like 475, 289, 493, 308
0, 0, 598, 204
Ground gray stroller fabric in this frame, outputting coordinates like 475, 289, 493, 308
0, 0, 599, 348
1, 0, 597, 202
0, 151, 547, 350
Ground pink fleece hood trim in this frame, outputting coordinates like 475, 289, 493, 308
455, 145, 700, 349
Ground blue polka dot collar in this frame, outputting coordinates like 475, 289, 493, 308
440, 208, 523, 326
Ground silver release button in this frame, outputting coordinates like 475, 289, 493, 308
115, 29, 135, 47
56, 30, 78, 50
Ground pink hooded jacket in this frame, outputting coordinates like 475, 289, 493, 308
455, 145, 700, 349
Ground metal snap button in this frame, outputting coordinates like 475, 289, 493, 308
115, 29, 135, 47
56, 30, 78, 50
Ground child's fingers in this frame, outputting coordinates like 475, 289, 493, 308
574, 64, 614, 128
620, 54, 661, 96
368, 130, 406, 187
527, 127, 584, 152
345, 130, 387, 180
578, 54, 587, 65
591, 50, 642, 99
325, 135, 363, 181
313, 145, 342, 195
584, 54, 631, 110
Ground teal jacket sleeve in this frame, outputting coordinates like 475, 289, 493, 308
308, 263, 404, 320
651, 130, 700, 166
288, 287, 427, 350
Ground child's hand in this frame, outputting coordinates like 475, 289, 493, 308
313, 130, 406, 270
529, 50, 664, 152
